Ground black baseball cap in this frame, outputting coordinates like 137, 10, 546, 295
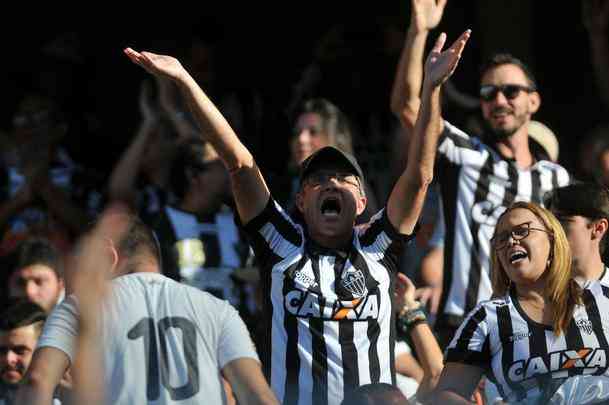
299, 146, 364, 183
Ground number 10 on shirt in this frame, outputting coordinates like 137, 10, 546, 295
128, 316, 200, 400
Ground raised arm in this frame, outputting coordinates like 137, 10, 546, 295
387, 30, 471, 234
583, 0, 609, 109
124, 48, 270, 224
108, 80, 158, 206
395, 273, 444, 400
390, 0, 447, 134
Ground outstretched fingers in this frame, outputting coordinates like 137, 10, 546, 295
431, 32, 448, 54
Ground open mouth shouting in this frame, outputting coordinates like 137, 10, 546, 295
508, 248, 528, 264
320, 196, 342, 219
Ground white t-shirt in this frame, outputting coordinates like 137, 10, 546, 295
38, 272, 259, 404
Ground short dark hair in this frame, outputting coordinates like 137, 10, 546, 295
545, 182, 609, 255
480, 53, 537, 90
85, 213, 161, 270
0, 298, 46, 334
8, 237, 63, 279
296, 98, 354, 155
341, 383, 409, 405
169, 138, 221, 199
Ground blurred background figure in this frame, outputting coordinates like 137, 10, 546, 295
149, 138, 248, 307
5, 238, 64, 313
0, 92, 101, 257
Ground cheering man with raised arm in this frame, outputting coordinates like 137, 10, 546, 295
124, 28, 470, 405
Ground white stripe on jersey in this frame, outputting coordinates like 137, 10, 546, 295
438, 121, 570, 318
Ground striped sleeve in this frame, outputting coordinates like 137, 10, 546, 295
242, 197, 302, 268
358, 209, 414, 271
437, 120, 481, 165
445, 304, 490, 367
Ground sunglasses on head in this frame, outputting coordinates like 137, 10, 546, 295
479, 84, 535, 101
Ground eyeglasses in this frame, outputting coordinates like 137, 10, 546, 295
304, 171, 360, 188
491, 222, 553, 250
479, 84, 535, 102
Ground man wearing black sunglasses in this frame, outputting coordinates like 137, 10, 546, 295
391, 0, 570, 349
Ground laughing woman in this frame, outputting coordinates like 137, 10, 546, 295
434, 201, 609, 404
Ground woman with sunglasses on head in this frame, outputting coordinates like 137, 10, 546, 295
434, 201, 609, 404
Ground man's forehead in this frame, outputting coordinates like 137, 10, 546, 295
15, 264, 57, 279
0, 325, 38, 343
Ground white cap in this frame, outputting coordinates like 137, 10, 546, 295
529, 120, 559, 162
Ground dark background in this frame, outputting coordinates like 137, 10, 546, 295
0, 2, 604, 182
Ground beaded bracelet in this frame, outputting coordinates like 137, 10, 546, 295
396, 307, 427, 337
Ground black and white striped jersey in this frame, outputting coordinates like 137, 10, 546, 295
446, 282, 609, 403
244, 198, 412, 405
437, 122, 570, 318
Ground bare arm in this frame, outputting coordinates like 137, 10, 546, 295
395, 273, 444, 399
222, 358, 279, 405
583, 0, 609, 108
434, 362, 485, 404
390, 0, 447, 134
108, 81, 158, 205
387, 30, 471, 234
124, 48, 270, 224
15, 347, 70, 405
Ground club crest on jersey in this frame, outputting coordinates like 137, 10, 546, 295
577, 319, 594, 335
284, 289, 379, 321
340, 268, 367, 298
507, 348, 608, 383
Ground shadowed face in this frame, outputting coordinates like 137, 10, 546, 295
291, 113, 330, 165
296, 161, 366, 246
8, 265, 63, 312
0, 324, 39, 386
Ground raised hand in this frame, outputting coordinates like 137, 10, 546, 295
411, 0, 448, 31
124, 48, 187, 83
395, 272, 419, 311
423, 29, 471, 88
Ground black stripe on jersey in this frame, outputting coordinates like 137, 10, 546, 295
244, 198, 302, 265
359, 213, 385, 247
551, 167, 559, 191
465, 156, 494, 313
336, 253, 359, 398
283, 260, 303, 405
310, 259, 328, 405
583, 289, 609, 375
565, 316, 585, 377
437, 157, 461, 317
602, 285, 609, 299
528, 324, 548, 367
445, 305, 489, 366
497, 304, 525, 400
530, 169, 542, 204
455, 305, 486, 352
443, 128, 477, 150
